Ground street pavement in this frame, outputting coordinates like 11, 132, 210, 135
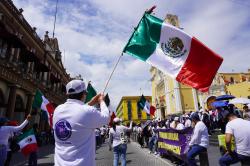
10, 141, 240, 166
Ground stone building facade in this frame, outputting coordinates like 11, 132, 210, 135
0, 0, 70, 124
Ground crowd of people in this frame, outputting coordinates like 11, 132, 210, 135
1, 79, 250, 166
131, 104, 250, 166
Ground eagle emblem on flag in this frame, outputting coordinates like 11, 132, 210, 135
161, 37, 187, 58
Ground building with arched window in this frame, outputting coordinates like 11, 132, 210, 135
0, 1, 71, 125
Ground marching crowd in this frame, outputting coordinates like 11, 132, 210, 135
1, 79, 250, 166
132, 105, 250, 166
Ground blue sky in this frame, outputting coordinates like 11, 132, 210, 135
14, 0, 250, 108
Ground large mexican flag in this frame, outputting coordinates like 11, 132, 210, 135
33, 90, 54, 126
123, 13, 223, 92
18, 129, 38, 156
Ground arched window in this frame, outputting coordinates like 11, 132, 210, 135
0, 89, 5, 108
15, 95, 24, 112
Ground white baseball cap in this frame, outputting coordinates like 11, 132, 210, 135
113, 117, 121, 123
66, 80, 86, 95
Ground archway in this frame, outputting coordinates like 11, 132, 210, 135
13, 95, 25, 122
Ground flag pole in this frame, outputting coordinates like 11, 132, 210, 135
102, 6, 156, 94
103, 52, 123, 93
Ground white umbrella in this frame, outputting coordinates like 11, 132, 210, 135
229, 98, 250, 104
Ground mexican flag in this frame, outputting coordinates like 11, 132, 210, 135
33, 90, 54, 126
123, 13, 223, 92
138, 95, 156, 116
104, 94, 116, 126
18, 129, 38, 156
85, 82, 97, 103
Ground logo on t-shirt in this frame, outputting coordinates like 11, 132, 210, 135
55, 119, 72, 141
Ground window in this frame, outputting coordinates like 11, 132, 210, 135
0, 38, 8, 58
14, 95, 24, 112
127, 101, 132, 120
137, 102, 141, 120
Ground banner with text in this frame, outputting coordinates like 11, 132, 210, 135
158, 127, 193, 158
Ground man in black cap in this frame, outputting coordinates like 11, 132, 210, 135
187, 112, 209, 166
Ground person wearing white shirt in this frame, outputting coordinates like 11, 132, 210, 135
0, 115, 31, 165
187, 112, 209, 166
53, 80, 110, 166
184, 116, 192, 128
219, 113, 250, 166
109, 118, 132, 166
176, 122, 185, 130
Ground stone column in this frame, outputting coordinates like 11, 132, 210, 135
25, 93, 34, 117
164, 76, 171, 115
174, 80, 183, 113
6, 85, 17, 119
192, 88, 199, 111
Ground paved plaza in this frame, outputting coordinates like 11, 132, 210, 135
10, 140, 241, 166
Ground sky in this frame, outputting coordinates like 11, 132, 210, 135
14, 0, 250, 109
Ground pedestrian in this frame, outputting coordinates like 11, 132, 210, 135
243, 105, 250, 121
95, 128, 101, 147
109, 118, 132, 166
201, 109, 212, 135
184, 115, 192, 128
137, 124, 144, 148
100, 125, 107, 144
148, 124, 158, 154
0, 115, 31, 166
187, 112, 209, 166
219, 112, 250, 166
53, 80, 110, 166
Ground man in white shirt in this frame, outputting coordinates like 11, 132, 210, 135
53, 80, 110, 166
187, 112, 209, 166
219, 113, 250, 166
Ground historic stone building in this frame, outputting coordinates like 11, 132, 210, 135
0, 0, 70, 124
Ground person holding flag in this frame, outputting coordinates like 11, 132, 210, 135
109, 118, 133, 166
53, 79, 110, 166
0, 115, 31, 166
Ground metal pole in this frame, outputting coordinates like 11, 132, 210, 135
103, 6, 156, 94
103, 53, 123, 93
52, 0, 59, 38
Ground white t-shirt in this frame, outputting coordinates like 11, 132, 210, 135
176, 123, 185, 130
100, 127, 106, 135
225, 118, 250, 156
53, 99, 109, 166
189, 121, 209, 148
0, 120, 28, 146
95, 129, 101, 137
185, 119, 192, 128
170, 121, 176, 128
109, 123, 132, 147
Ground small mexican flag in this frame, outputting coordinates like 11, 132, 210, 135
33, 90, 54, 126
18, 129, 38, 156
123, 13, 223, 92
138, 95, 156, 116
85, 82, 97, 103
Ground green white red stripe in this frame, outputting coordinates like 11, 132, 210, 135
18, 129, 38, 156
123, 14, 223, 92
33, 90, 54, 126
138, 95, 156, 116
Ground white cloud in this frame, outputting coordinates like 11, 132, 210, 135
13, 0, 250, 108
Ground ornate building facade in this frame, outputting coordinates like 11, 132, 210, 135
150, 14, 226, 119
0, 0, 70, 124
